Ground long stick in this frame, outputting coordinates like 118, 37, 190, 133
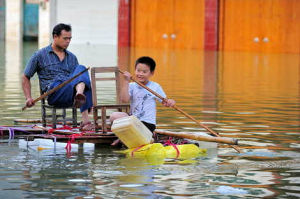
155, 129, 238, 145
22, 67, 90, 111
119, 69, 241, 153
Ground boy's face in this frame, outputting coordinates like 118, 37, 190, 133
135, 63, 154, 84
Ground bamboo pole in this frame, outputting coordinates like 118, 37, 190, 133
119, 69, 242, 153
155, 129, 238, 145
22, 67, 90, 111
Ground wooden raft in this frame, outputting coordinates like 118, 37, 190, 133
0, 124, 118, 145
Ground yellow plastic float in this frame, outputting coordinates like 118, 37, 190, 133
164, 144, 206, 159
112, 116, 207, 164
119, 143, 206, 160
121, 143, 165, 158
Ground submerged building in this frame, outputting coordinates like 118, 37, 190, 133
1, 0, 299, 54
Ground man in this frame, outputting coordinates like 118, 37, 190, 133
22, 23, 94, 131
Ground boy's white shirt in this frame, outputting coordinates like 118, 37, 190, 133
129, 81, 166, 125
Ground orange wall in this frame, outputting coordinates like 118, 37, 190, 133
219, 0, 300, 53
129, 0, 299, 53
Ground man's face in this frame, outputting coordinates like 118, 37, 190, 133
53, 30, 72, 50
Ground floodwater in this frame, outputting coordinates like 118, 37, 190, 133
0, 40, 299, 198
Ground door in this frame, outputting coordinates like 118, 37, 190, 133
131, 0, 204, 49
0, 0, 5, 40
219, 0, 300, 53
23, 2, 39, 40
172, 0, 204, 49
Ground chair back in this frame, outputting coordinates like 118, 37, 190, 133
90, 67, 130, 132
91, 67, 122, 106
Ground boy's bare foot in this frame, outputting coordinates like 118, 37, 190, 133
111, 139, 121, 146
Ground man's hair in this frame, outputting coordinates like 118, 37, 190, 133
52, 23, 72, 37
135, 56, 156, 72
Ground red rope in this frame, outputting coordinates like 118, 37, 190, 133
65, 133, 83, 153
131, 144, 146, 157
47, 125, 83, 153
164, 137, 180, 159
48, 125, 73, 134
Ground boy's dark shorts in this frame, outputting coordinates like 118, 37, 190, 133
142, 121, 156, 133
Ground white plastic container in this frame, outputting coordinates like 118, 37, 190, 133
111, 116, 153, 148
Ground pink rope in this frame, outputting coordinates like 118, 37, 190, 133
48, 125, 73, 134
164, 137, 180, 159
65, 133, 83, 153
131, 144, 146, 157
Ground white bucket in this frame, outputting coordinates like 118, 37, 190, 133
111, 116, 153, 148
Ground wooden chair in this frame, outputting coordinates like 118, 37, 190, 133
91, 67, 130, 132
40, 85, 77, 129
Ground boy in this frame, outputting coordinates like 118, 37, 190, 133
110, 56, 175, 135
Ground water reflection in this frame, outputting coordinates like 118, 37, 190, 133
0, 41, 24, 123
5, 40, 22, 92
0, 41, 39, 124
0, 41, 299, 198
0, 139, 298, 198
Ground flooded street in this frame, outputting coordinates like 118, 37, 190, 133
0, 41, 299, 198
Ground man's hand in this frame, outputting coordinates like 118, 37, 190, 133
25, 97, 35, 108
22, 74, 34, 108
162, 98, 176, 107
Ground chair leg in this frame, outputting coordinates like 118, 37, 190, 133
52, 108, 57, 129
126, 106, 130, 114
93, 109, 99, 131
62, 108, 66, 126
101, 107, 107, 132
41, 105, 46, 127
72, 107, 77, 127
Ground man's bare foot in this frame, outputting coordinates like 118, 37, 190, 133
79, 121, 95, 131
74, 93, 86, 108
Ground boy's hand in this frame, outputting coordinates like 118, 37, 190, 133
123, 71, 132, 82
162, 98, 175, 107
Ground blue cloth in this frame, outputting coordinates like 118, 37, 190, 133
24, 44, 79, 92
47, 65, 92, 113
24, 44, 92, 112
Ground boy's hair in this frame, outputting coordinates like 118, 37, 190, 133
52, 23, 72, 37
135, 56, 156, 72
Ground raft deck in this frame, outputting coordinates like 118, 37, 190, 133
0, 123, 118, 145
